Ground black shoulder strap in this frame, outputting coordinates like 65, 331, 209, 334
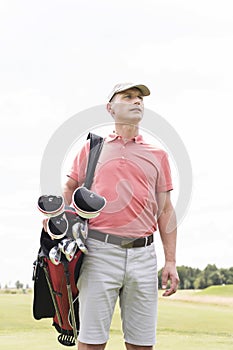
84, 132, 104, 189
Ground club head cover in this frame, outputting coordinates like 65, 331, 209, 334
72, 187, 106, 219
47, 213, 68, 240
38, 195, 65, 217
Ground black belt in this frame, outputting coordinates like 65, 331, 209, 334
88, 229, 153, 248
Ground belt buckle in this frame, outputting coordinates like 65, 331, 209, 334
121, 239, 134, 248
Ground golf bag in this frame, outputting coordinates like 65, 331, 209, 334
33, 208, 85, 346
32, 133, 104, 346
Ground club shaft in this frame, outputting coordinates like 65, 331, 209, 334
43, 265, 63, 328
63, 262, 78, 341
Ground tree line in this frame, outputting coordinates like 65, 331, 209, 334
158, 264, 233, 289
1, 264, 233, 291
0, 281, 30, 290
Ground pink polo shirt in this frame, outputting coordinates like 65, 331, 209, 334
68, 134, 173, 238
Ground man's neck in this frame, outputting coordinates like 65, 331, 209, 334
114, 123, 139, 140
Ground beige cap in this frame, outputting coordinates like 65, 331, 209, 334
108, 82, 150, 101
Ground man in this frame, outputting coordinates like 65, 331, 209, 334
63, 83, 179, 350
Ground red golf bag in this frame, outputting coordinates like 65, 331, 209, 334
33, 209, 84, 346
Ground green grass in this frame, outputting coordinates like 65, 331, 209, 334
156, 297, 233, 349
196, 284, 233, 297
0, 288, 233, 350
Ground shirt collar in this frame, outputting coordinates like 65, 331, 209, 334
105, 133, 145, 144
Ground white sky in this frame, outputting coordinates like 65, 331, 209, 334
0, 0, 233, 287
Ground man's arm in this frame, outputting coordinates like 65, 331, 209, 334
63, 177, 79, 205
157, 191, 179, 296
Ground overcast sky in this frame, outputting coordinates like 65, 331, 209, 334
0, 0, 233, 287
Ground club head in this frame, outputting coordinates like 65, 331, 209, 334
49, 246, 61, 265
72, 222, 88, 240
76, 238, 88, 254
72, 222, 80, 240
72, 187, 106, 219
72, 222, 88, 254
59, 238, 77, 261
37, 195, 65, 217
47, 214, 68, 240
80, 220, 88, 239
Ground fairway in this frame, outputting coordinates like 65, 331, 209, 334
0, 289, 233, 350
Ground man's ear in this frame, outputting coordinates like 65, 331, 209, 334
106, 102, 112, 113
106, 103, 114, 118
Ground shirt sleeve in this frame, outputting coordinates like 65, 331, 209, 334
156, 152, 173, 192
67, 140, 90, 186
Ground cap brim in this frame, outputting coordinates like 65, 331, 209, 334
108, 83, 150, 101
132, 84, 150, 97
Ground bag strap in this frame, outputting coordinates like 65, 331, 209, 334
84, 132, 104, 189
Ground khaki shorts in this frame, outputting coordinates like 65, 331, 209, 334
77, 237, 158, 346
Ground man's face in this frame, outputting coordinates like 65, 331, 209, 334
107, 88, 144, 124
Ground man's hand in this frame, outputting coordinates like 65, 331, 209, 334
42, 218, 48, 232
161, 262, 179, 297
